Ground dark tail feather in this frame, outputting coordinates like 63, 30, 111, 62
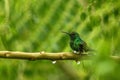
85, 48, 96, 56
85, 48, 96, 52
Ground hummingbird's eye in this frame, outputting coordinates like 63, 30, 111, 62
71, 32, 75, 36
70, 33, 76, 38
72, 34, 75, 36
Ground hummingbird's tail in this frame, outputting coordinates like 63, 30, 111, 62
85, 48, 96, 52
85, 48, 96, 56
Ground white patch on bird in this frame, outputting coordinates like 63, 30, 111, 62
73, 51, 77, 54
77, 61, 81, 65
73, 51, 80, 54
52, 61, 56, 64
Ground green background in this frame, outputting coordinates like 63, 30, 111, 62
0, 0, 120, 80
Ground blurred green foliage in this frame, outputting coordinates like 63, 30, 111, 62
0, 0, 120, 80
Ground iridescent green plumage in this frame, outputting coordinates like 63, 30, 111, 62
62, 31, 92, 54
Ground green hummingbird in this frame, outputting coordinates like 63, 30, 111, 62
62, 31, 92, 54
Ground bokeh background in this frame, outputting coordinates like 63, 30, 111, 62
0, 0, 120, 80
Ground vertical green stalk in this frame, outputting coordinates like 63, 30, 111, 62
4, 0, 9, 23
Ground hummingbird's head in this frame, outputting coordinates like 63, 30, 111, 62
69, 32, 80, 40
62, 31, 80, 40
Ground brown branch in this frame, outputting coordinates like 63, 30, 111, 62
0, 51, 88, 61
0, 51, 119, 61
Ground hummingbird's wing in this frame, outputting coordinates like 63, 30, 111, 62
78, 40, 90, 52
78, 41, 85, 52
81, 41, 94, 52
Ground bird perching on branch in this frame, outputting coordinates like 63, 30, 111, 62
62, 31, 94, 54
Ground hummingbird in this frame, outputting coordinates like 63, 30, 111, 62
62, 31, 93, 54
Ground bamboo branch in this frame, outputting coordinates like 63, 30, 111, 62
0, 51, 119, 61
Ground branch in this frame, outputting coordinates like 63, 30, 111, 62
0, 51, 119, 61
0, 51, 88, 61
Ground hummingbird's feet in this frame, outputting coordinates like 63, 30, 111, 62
73, 51, 77, 54
73, 51, 80, 54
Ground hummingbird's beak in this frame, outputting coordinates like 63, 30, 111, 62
61, 31, 70, 35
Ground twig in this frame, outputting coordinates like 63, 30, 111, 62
0, 51, 88, 61
0, 51, 119, 61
